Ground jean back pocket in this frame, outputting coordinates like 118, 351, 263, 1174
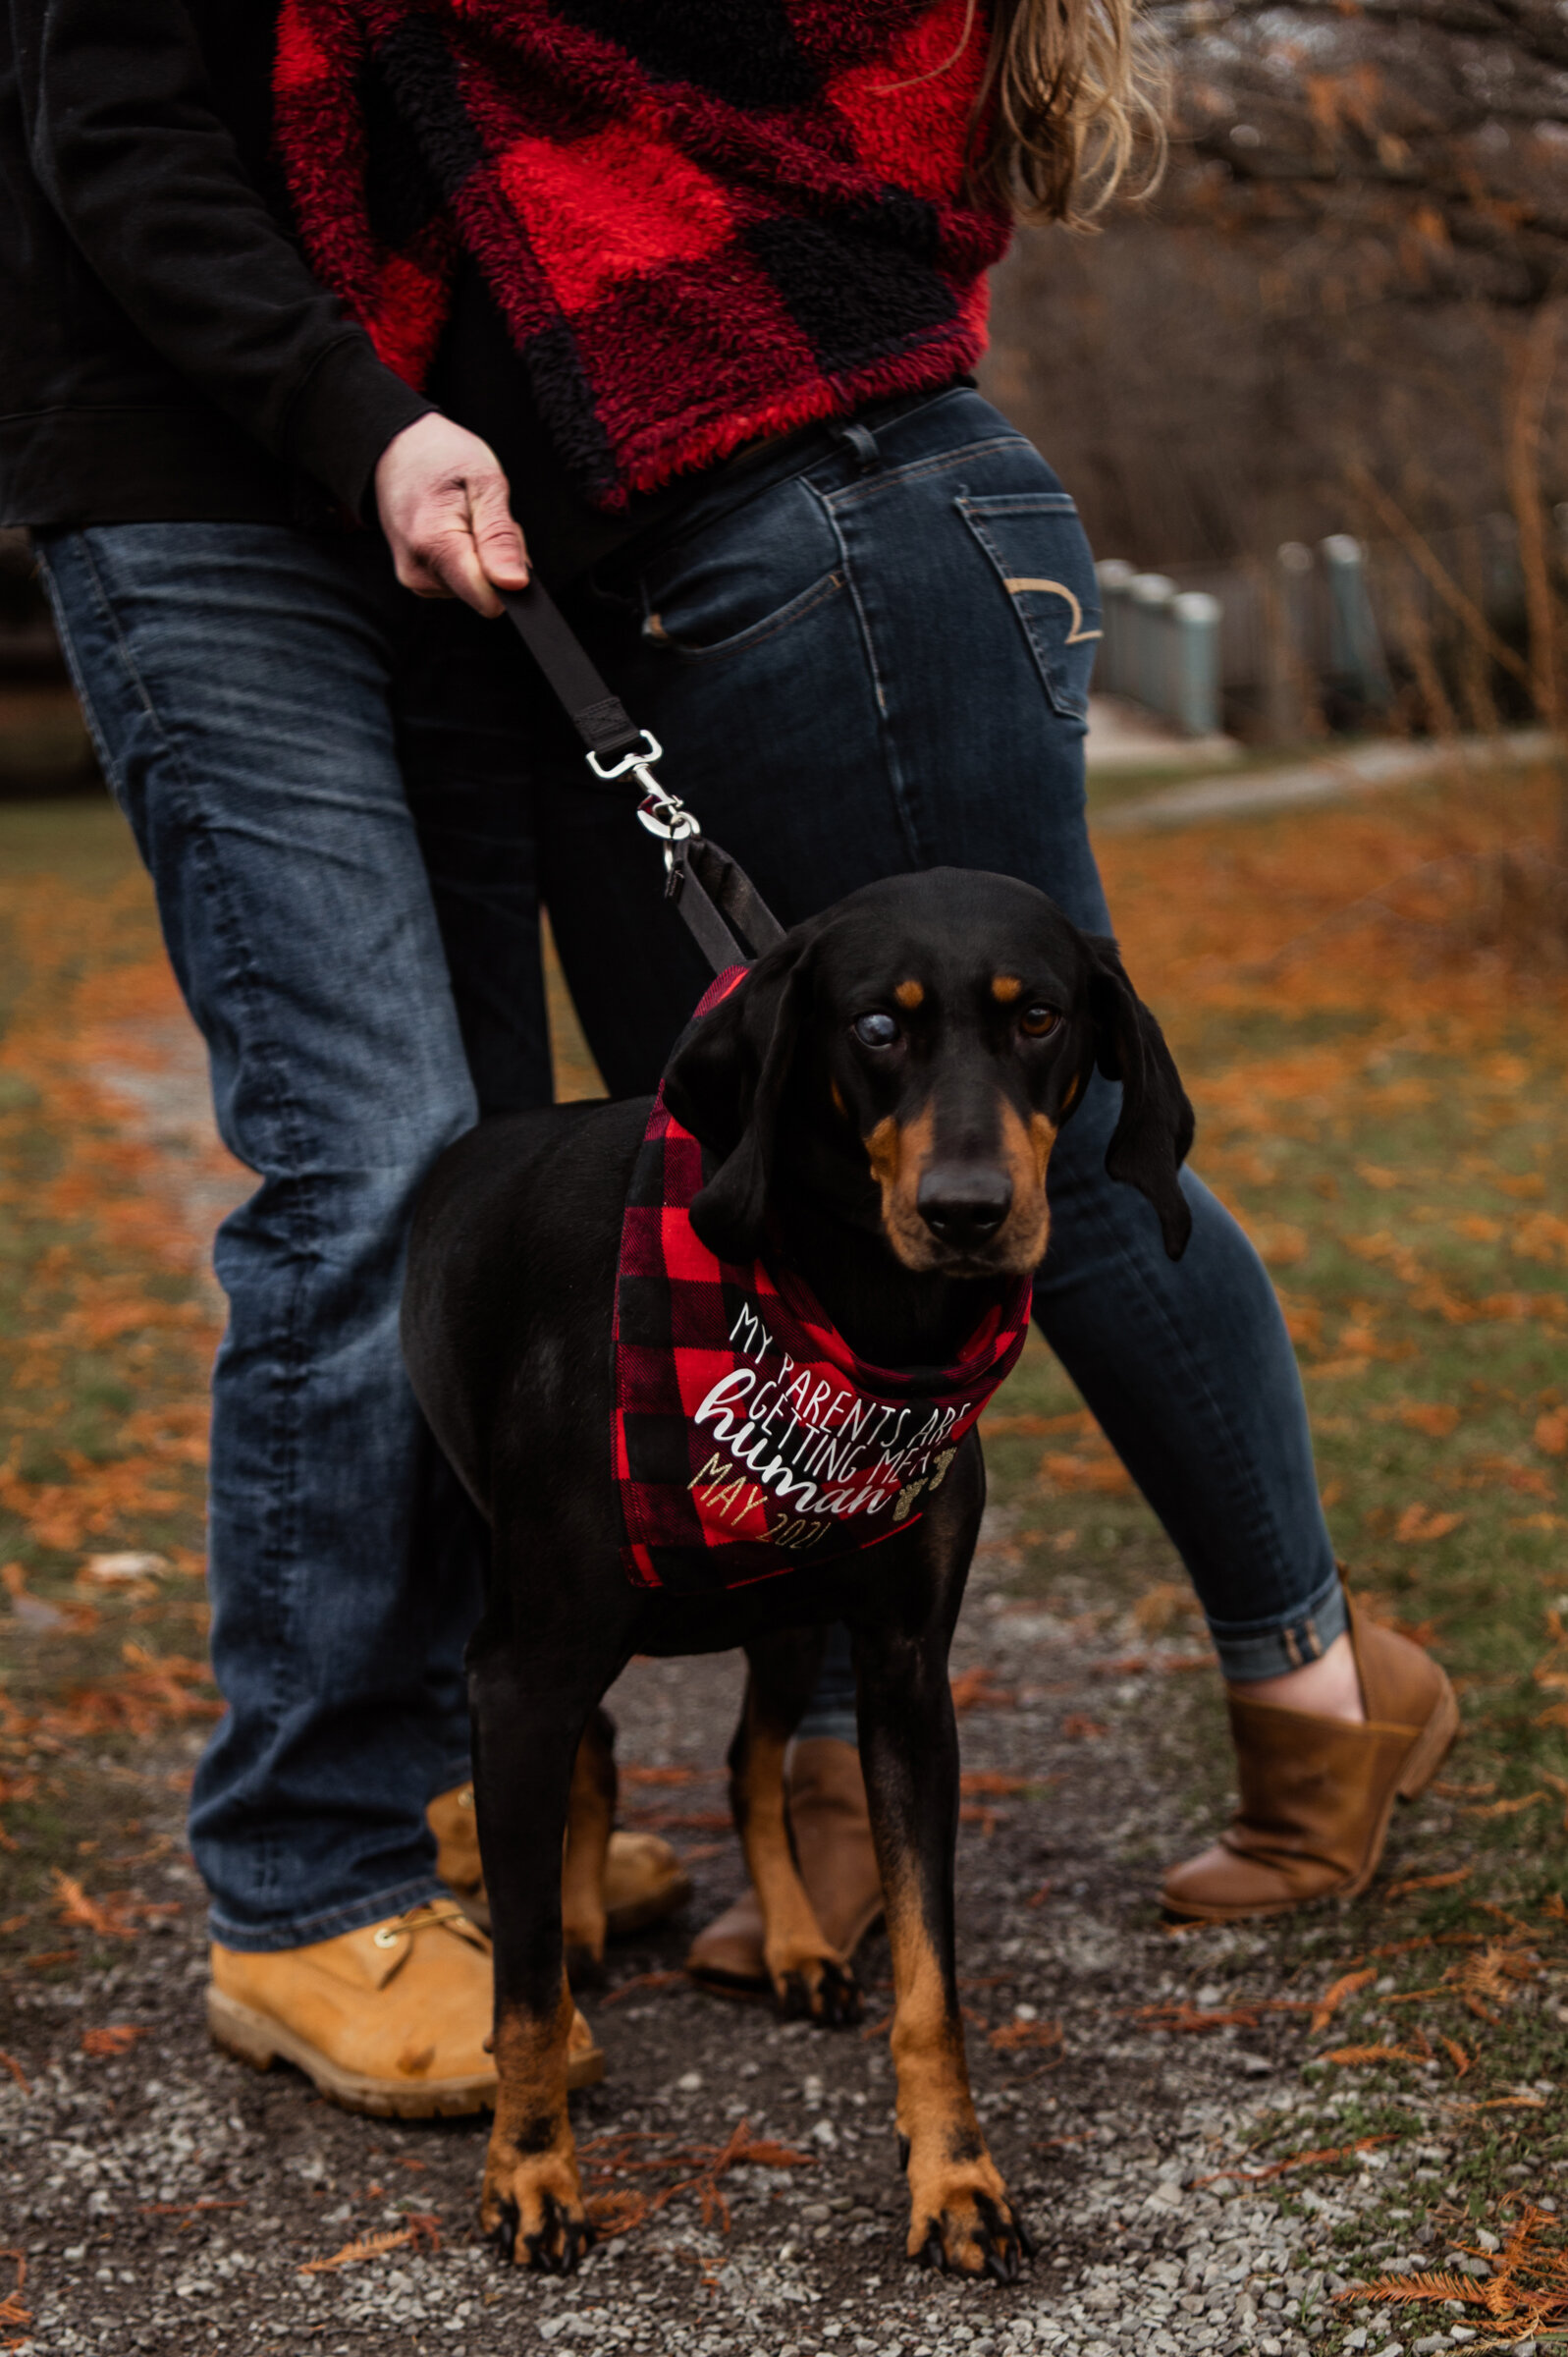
956, 492, 1102, 722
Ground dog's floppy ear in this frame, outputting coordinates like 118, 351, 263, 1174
662, 934, 818, 1261
1086, 935, 1195, 1261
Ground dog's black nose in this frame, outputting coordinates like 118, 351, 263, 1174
916, 1166, 1013, 1247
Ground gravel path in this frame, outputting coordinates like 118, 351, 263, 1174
2, 1542, 1478, 2357
5, 990, 1531, 2356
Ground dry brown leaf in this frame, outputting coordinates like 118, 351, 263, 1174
298, 2217, 440, 2276
1461, 1791, 1549, 1818
1385, 1866, 1472, 1897
988, 2017, 1064, 2054
81, 2025, 148, 2056
1338, 2270, 1483, 2307
1535, 1407, 1568, 1456
1398, 1402, 1462, 1437
1188, 2133, 1396, 2189
1039, 1450, 1133, 1495
1322, 2043, 1432, 2066
1311, 1966, 1377, 2033
0, 2052, 29, 2096
1132, 1998, 1311, 2034
1394, 1503, 1466, 1543
948, 1667, 1015, 1713
0, 2250, 30, 2335
1131, 1581, 1201, 1636
1439, 2034, 1471, 2077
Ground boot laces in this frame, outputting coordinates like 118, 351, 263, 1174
371, 1898, 474, 1949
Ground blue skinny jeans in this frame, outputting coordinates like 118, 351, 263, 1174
37, 387, 1339, 1947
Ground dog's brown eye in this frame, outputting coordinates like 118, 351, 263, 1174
1019, 1005, 1060, 1038
852, 1013, 899, 1049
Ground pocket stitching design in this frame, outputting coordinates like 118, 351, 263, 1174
958, 500, 1101, 722
1000, 577, 1104, 648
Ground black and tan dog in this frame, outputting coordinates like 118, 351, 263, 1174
402, 866, 1193, 2282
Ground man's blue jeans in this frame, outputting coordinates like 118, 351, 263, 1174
37, 388, 1340, 1948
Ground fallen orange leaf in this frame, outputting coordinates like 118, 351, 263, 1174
1394, 1504, 1466, 1543
1461, 1791, 1549, 1818
1311, 1966, 1377, 2033
1385, 1866, 1471, 1897
81, 2025, 149, 2056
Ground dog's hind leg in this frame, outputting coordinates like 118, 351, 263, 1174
855, 1620, 1033, 2282
561, 1706, 616, 1981
734, 1631, 861, 2027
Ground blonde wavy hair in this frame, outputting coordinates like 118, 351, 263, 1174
969, 0, 1169, 225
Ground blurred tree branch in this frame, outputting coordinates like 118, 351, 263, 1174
1149, 0, 1568, 306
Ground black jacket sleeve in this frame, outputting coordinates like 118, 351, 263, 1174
11, 0, 433, 515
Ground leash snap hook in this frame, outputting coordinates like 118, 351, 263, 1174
585, 731, 703, 855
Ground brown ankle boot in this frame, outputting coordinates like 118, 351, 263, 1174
1161, 1594, 1459, 1923
686, 1737, 885, 1995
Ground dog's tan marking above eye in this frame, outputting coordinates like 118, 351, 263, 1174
991, 975, 1022, 1004
894, 979, 924, 1010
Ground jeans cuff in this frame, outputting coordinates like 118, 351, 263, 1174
1207, 1564, 1348, 1685
207, 1872, 451, 1955
792, 1706, 859, 1747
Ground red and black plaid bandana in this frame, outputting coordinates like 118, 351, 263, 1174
273, 0, 1008, 510
613, 969, 1032, 1594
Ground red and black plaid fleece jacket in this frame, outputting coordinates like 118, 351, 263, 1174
273, 0, 1011, 510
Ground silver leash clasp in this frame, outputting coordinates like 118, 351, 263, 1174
586, 731, 700, 868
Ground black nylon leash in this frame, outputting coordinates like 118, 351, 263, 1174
501, 580, 786, 972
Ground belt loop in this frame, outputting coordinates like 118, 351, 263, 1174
833, 419, 881, 471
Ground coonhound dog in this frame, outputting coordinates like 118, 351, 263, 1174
402, 865, 1193, 2283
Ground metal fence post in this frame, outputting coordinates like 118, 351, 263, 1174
1129, 574, 1176, 720
1168, 591, 1221, 737
1319, 534, 1390, 709
1096, 559, 1136, 698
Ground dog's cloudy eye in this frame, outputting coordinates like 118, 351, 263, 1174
852, 1013, 899, 1049
1019, 1005, 1060, 1038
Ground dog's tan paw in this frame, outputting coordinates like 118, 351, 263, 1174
482, 2149, 594, 2275
767, 1942, 862, 2027
901, 2143, 1033, 2282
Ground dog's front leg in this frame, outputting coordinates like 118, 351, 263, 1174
735, 1633, 860, 2025
561, 1706, 616, 1978
856, 1627, 1032, 2281
471, 1649, 596, 2275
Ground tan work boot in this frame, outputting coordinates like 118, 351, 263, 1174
687, 1737, 885, 1995
207, 1899, 605, 2116
1161, 1592, 1459, 1923
427, 1782, 691, 1938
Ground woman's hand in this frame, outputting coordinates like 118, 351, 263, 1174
374, 414, 530, 616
